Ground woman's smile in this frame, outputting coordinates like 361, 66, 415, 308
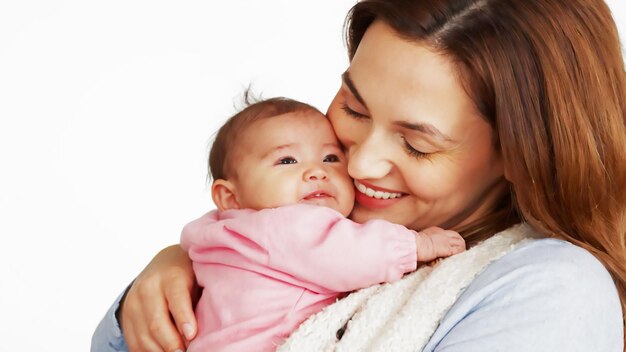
353, 179, 406, 209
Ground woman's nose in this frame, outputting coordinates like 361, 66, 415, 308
303, 166, 328, 181
347, 132, 393, 180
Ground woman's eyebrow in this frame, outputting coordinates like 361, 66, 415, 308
341, 71, 369, 109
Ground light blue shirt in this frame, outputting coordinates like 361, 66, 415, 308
92, 238, 623, 351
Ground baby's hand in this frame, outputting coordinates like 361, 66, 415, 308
414, 226, 466, 262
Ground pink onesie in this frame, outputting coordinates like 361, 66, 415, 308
180, 204, 418, 352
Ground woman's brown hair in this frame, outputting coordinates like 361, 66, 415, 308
346, 0, 626, 343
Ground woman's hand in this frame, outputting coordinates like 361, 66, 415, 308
119, 244, 199, 352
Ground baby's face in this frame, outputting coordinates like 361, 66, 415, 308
230, 111, 355, 216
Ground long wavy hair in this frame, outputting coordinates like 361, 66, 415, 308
346, 0, 626, 343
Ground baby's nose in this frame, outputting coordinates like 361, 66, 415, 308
304, 167, 328, 181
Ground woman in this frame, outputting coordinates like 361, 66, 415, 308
92, 0, 626, 351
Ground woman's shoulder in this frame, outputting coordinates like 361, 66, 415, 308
469, 236, 620, 311
492, 236, 611, 277
424, 235, 624, 351
486, 236, 616, 289
464, 224, 618, 297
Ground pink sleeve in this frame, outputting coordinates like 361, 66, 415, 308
180, 204, 417, 293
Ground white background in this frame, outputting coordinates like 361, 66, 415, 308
0, 1, 624, 351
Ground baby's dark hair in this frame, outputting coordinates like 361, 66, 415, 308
209, 91, 321, 181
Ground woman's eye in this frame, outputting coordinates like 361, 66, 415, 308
323, 154, 340, 163
277, 157, 297, 165
340, 103, 369, 120
401, 137, 427, 159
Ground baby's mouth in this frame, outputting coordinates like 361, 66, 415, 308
303, 191, 333, 200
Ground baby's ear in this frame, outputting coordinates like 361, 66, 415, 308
211, 179, 240, 211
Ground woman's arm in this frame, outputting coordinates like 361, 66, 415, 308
91, 245, 200, 352
91, 289, 130, 352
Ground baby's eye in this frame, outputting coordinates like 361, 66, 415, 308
278, 157, 297, 165
323, 154, 340, 163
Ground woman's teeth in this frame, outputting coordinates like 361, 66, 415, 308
354, 181, 403, 199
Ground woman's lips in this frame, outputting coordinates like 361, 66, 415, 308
353, 180, 405, 209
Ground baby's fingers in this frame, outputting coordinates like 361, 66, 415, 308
449, 240, 466, 255
445, 231, 466, 255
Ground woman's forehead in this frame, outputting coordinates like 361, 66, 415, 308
347, 21, 483, 138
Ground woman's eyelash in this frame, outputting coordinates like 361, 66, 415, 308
340, 103, 369, 119
401, 136, 427, 159
340, 101, 426, 159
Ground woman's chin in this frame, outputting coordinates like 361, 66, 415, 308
349, 199, 434, 231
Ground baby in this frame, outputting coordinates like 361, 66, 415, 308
180, 96, 465, 352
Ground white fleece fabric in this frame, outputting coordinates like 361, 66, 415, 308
278, 223, 536, 352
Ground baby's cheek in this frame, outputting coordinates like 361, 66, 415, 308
339, 176, 356, 216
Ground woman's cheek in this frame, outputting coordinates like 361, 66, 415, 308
404, 160, 458, 200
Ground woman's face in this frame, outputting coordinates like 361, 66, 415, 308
327, 20, 506, 231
